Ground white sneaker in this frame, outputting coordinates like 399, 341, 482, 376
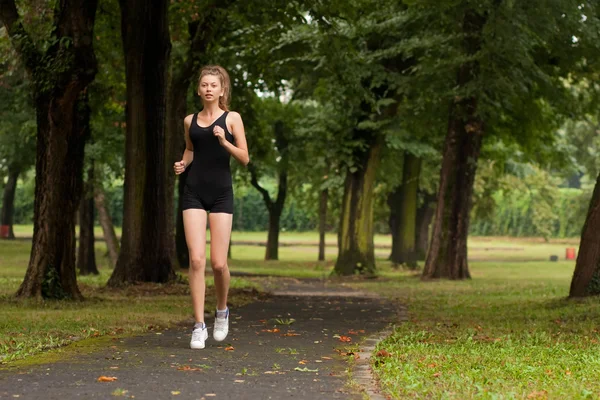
213, 309, 229, 342
190, 325, 208, 349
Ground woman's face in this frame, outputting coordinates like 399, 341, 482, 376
198, 74, 223, 103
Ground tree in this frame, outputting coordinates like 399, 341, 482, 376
389, 153, 421, 268
78, 161, 99, 275
412, 0, 598, 279
107, 0, 175, 286
1, 0, 99, 299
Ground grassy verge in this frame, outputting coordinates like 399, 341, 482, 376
346, 261, 600, 399
0, 241, 259, 366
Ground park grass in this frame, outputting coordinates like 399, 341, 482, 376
0, 240, 260, 366
344, 261, 600, 399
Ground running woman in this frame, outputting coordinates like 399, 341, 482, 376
173, 65, 249, 349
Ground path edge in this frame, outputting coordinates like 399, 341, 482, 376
352, 303, 407, 400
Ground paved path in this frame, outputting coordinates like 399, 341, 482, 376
0, 280, 396, 400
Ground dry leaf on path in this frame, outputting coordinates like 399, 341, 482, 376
97, 376, 118, 382
225, 346, 235, 351
177, 366, 202, 371
338, 335, 352, 343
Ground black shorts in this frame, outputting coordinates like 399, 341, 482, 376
182, 185, 234, 214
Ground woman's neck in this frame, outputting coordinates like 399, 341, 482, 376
202, 102, 222, 116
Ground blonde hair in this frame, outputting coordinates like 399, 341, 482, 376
198, 65, 231, 111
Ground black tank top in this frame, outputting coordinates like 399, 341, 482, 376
185, 111, 234, 191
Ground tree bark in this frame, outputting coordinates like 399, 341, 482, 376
1, 167, 20, 240
108, 0, 175, 286
416, 192, 436, 261
422, 9, 485, 281
1, 0, 99, 299
569, 171, 600, 297
390, 153, 421, 268
94, 185, 119, 268
78, 164, 98, 275
334, 134, 382, 276
318, 188, 328, 261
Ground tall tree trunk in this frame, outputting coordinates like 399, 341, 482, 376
168, 5, 232, 269
416, 192, 436, 261
78, 165, 98, 275
569, 171, 600, 297
1, 0, 99, 299
108, 0, 175, 286
94, 185, 119, 268
318, 188, 328, 261
422, 9, 485, 281
390, 153, 421, 268
249, 121, 288, 261
0, 167, 20, 240
334, 134, 382, 276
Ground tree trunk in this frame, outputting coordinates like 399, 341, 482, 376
390, 153, 421, 268
78, 165, 99, 275
569, 171, 600, 297
266, 207, 283, 260
1, 167, 19, 240
318, 188, 328, 261
1, 0, 99, 299
249, 121, 288, 261
108, 0, 175, 286
422, 9, 485, 281
416, 192, 436, 261
334, 135, 382, 276
94, 184, 119, 268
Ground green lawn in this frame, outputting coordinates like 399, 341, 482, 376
345, 262, 600, 399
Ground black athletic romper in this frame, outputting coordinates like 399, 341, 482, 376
182, 111, 234, 214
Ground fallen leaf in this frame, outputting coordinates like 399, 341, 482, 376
234, 380, 245, 383
109, 366, 119, 370
171, 391, 180, 395
97, 376, 118, 382
339, 336, 352, 343
225, 346, 235, 351
294, 367, 319, 372
348, 329, 358, 335
527, 390, 548, 399
321, 357, 332, 360
262, 329, 280, 333
376, 350, 392, 358
177, 366, 202, 371
298, 360, 308, 365
427, 363, 437, 368
432, 372, 441, 378
565, 370, 572, 375
281, 333, 300, 337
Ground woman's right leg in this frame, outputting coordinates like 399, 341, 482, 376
183, 209, 208, 324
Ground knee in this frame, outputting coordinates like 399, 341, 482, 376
211, 260, 228, 275
189, 256, 206, 272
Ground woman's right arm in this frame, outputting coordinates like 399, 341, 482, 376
174, 115, 194, 175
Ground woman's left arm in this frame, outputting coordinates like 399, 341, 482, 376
214, 112, 250, 166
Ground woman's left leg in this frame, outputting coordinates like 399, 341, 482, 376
208, 212, 232, 342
